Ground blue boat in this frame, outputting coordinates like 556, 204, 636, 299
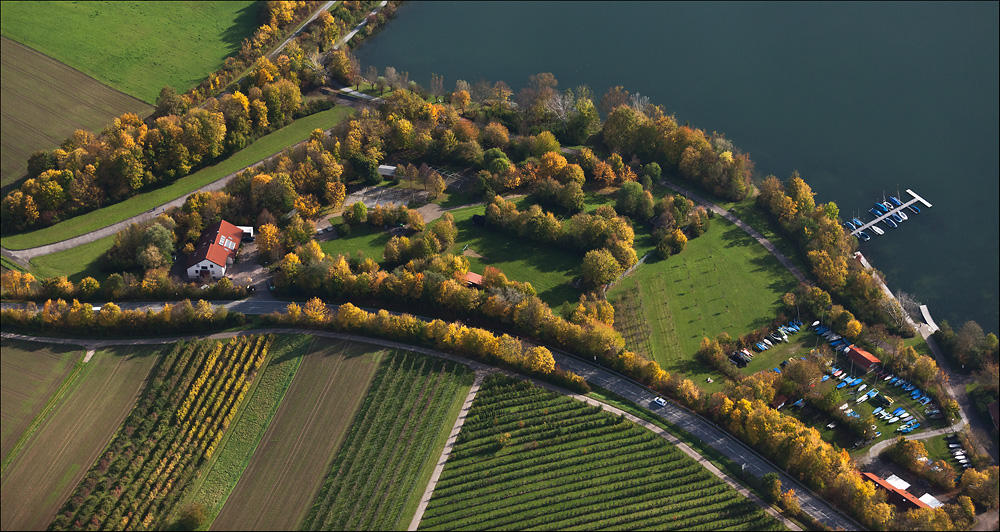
903, 383, 915, 392
845, 221, 856, 230
821, 375, 830, 382
837, 381, 848, 389
890, 212, 904, 223
890, 196, 903, 207
874, 203, 888, 214
852, 217, 864, 226
873, 407, 883, 415
892, 407, 905, 416
774, 367, 782, 373
908, 204, 921, 214
888, 377, 898, 384
884, 217, 898, 228
869, 207, 881, 217
816, 326, 829, 334
858, 230, 871, 241
920, 397, 933, 405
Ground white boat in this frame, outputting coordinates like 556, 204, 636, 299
857, 395, 870, 404
888, 416, 900, 423
839, 403, 849, 410
871, 225, 884, 235
857, 384, 868, 393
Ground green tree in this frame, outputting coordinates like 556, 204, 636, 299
581, 248, 623, 287
616, 181, 645, 216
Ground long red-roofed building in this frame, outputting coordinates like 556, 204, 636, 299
847, 345, 880, 373
862, 472, 929, 511
186, 220, 243, 280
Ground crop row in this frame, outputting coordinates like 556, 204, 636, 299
49, 336, 272, 531
418, 375, 778, 531
301, 351, 472, 531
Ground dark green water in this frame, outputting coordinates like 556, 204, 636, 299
355, 1, 999, 333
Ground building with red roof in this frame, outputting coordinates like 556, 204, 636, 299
464, 271, 483, 288
186, 220, 243, 280
862, 472, 929, 511
847, 345, 880, 373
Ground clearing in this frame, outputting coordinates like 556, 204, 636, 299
0, 344, 159, 531
0, 37, 151, 188
1, 1, 259, 103
418, 375, 782, 531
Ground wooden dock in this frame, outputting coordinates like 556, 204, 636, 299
850, 189, 932, 237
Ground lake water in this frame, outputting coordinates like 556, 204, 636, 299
355, 1, 999, 333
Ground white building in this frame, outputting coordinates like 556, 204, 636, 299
185, 220, 243, 280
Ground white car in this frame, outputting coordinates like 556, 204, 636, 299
653, 397, 667, 407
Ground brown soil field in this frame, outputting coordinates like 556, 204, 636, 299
0, 37, 151, 189
211, 339, 385, 531
0, 345, 159, 531
0, 339, 82, 463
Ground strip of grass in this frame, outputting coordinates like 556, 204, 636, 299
180, 334, 310, 529
418, 375, 782, 531
608, 214, 798, 387
27, 235, 114, 283
301, 351, 474, 531
4, 107, 355, 250
1, 1, 259, 103
319, 221, 392, 263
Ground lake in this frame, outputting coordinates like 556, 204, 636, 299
355, 1, 999, 334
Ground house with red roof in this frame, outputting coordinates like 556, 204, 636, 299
186, 220, 243, 280
847, 345, 881, 373
862, 472, 929, 511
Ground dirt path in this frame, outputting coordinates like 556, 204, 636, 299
407, 371, 485, 531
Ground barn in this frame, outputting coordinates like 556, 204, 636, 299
186, 220, 243, 280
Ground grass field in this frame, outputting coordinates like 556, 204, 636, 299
0, 339, 82, 466
179, 335, 311, 528
1, 1, 259, 103
302, 350, 474, 531
319, 221, 393, 264
608, 215, 798, 386
27, 235, 114, 283
3, 106, 355, 251
0, 344, 160, 531
0, 37, 152, 188
211, 339, 385, 531
418, 375, 782, 531
436, 204, 584, 311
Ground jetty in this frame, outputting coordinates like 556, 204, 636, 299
850, 189, 931, 237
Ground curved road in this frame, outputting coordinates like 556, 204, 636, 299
1, 300, 861, 531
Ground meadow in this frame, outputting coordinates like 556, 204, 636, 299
418, 375, 782, 531
0, 345, 160, 531
608, 214, 798, 387
1, 1, 259, 103
4, 107, 355, 251
301, 350, 474, 531
0, 339, 82, 466
319, 221, 394, 265
211, 339, 386, 531
0, 37, 151, 188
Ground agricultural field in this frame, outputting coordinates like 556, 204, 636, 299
1, 1, 259, 103
177, 335, 311, 526
0, 344, 160, 531
418, 375, 782, 531
0, 339, 81, 465
609, 214, 798, 386
211, 339, 386, 531
0, 37, 152, 188
4, 106, 355, 251
301, 350, 474, 531
47, 335, 273, 530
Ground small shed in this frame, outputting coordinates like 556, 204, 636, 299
378, 165, 397, 178
236, 225, 254, 238
464, 271, 483, 289
846, 345, 881, 373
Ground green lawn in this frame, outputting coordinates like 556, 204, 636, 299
438, 204, 584, 311
319, 220, 393, 264
608, 215, 798, 384
1, 1, 259, 103
3, 107, 355, 251
28, 235, 114, 283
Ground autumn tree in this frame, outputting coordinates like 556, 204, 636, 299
525, 346, 556, 374
452, 90, 470, 112
581, 248, 623, 287
257, 223, 282, 264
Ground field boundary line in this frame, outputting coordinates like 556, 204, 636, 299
408, 371, 485, 531
0, 351, 87, 476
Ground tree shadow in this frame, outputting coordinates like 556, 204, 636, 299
220, 2, 262, 53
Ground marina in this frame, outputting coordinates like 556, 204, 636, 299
850, 189, 932, 239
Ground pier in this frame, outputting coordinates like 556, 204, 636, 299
850, 189, 932, 237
